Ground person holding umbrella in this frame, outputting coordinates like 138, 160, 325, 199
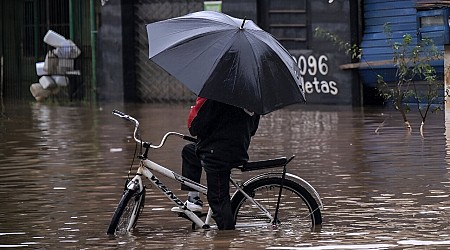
147, 11, 306, 230
171, 97, 260, 230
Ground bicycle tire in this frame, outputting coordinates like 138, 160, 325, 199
231, 176, 322, 230
106, 188, 145, 235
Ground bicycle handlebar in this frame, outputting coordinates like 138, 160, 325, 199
112, 109, 196, 148
112, 109, 139, 125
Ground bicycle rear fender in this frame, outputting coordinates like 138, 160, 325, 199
233, 172, 324, 210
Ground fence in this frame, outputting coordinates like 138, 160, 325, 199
133, 0, 204, 103
0, 0, 96, 103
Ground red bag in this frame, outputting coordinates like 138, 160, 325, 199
187, 97, 207, 128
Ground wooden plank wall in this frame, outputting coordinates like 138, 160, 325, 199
417, 0, 450, 8
359, 0, 446, 86
361, 0, 418, 63
359, 0, 419, 86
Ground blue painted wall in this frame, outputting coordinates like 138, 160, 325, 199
359, 0, 445, 87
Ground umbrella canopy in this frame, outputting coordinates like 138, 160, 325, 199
146, 11, 305, 115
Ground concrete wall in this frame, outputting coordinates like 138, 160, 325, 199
223, 0, 362, 106
307, 0, 360, 106
96, 0, 135, 103
222, 0, 258, 22
96, 0, 361, 106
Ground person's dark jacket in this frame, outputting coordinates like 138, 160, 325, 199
189, 99, 260, 170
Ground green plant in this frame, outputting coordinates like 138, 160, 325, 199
376, 23, 442, 132
314, 27, 362, 60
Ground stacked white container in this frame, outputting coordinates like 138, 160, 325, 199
30, 30, 81, 101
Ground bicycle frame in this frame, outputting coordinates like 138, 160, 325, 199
128, 155, 283, 229
127, 157, 213, 229
112, 109, 323, 230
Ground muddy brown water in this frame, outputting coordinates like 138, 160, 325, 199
1, 102, 450, 249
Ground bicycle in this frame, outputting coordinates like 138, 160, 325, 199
106, 109, 323, 234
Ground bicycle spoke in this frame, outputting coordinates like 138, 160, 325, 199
117, 199, 135, 232
232, 177, 322, 231
108, 189, 145, 235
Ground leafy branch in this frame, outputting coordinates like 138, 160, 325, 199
376, 23, 442, 134
314, 27, 362, 60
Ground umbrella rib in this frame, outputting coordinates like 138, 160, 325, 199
229, 48, 240, 94
246, 29, 294, 69
174, 16, 241, 30
175, 30, 235, 85
244, 31, 304, 113
241, 32, 263, 113
152, 28, 228, 57
185, 12, 250, 28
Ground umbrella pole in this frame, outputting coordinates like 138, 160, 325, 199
240, 17, 247, 29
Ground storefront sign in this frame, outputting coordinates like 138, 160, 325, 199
294, 54, 339, 96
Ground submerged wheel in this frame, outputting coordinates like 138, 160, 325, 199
231, 177, 322, 230
107, 188, 145, 235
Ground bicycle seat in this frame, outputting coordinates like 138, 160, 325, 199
239, 157, 288, 172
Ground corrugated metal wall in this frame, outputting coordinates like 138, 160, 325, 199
133, 0, 203, 103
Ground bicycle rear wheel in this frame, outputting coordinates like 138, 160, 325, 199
107, 188, 145, 235
231, 176, 322, 231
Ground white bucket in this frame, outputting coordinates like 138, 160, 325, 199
43, 30, 67, 47
35, 62, 47, 76
39, 75, 56, 89
52, 75, 69, 87
30, 83, 51, 101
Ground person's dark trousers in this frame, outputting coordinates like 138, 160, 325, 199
180, 143, 236, 230
181, 143, 202, 191
205, 168, 235, 230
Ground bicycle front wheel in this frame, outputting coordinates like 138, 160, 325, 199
107, 188, 145, 235
231, 176, 322, 231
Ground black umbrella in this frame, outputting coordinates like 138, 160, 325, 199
146, 11, 305, 115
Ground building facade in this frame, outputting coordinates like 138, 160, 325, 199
1, 0, 447, 106
96, 0, 362, 106
359, 0, 447, 87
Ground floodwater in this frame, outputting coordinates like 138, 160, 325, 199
1, 101, 450, 249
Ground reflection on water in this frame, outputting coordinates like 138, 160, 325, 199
1, 102, 450, 249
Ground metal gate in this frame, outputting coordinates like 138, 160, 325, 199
134, 0, 203, 103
